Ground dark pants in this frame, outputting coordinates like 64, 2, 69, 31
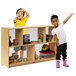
56, 43, 67, 60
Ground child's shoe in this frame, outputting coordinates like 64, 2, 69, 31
56, 60, 60, 68
63, 59, 69, 67
19, 57, 23, 62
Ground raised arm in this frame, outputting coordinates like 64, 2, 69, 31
63, 13, 74, 24
22, 9, 30, 19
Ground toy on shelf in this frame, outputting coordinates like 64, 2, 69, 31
18, 57, 23, 62
42, 44, 50, 52
39, 44, 55, 58
19, 57, 30, 62
9, 34, 18, 46
23, 58, 28, 62
38, 33, 43, 42
9, 53, 29, 63
23, 34, 31, 44
9, 53, 19, 64
46, 34, 54, 42
13, 39, 18, 45
39, 51, 55, 58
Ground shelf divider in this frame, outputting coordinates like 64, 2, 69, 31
1, 28, 9, 68
27, 45, 35, 61
15, 29, 23, 45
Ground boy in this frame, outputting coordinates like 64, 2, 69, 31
51, 13, 74, 68
13, 8, 30, 60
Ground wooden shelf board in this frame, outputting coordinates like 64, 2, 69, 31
2, 24, 54, 30
35, 56, 56, 63
9, 56, 56, 68
9, 41, 56, 47
9, 60, 34, 68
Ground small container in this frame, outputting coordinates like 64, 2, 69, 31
39, 51, 55, 58
13, 39, 18, 45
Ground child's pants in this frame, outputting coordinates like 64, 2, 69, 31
14, 46, 26, 51
56, 43, 67, 60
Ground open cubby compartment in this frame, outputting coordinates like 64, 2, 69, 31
35, 43, 56, 62
23, 28, 38, 45
23, 27, 46, 45
9, 29, 15, 46
38, 27, 46, 43
9, 29, 23, 46
9, 45, 35, 67
46, 26, 54, 42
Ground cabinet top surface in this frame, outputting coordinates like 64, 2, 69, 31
2, 24, 54, 30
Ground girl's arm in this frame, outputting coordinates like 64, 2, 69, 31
63, 13, 74, 24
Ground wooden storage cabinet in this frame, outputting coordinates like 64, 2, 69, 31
1, 25, 56, 68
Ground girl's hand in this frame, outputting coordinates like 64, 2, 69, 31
21, 8, 26, 12
14, 17, 17, 23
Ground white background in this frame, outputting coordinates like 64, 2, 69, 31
0, 0, 76, 76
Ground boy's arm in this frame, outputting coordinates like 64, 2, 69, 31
22, 9, 30, 19
63, 13, 74, 24
54, 34, 59, 46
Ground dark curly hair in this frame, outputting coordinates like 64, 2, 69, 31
16, 8, 25, 16
51, 15, 58, 21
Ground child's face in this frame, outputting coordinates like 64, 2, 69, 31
16, 9, 24, 20
51, 18, 59, 28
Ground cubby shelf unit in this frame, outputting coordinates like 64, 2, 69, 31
1, 25, 56, 68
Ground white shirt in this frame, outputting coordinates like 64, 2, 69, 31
52, 22, 67, 45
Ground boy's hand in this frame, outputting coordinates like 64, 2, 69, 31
71, 13, 75, 16
63, 13, 74, 24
